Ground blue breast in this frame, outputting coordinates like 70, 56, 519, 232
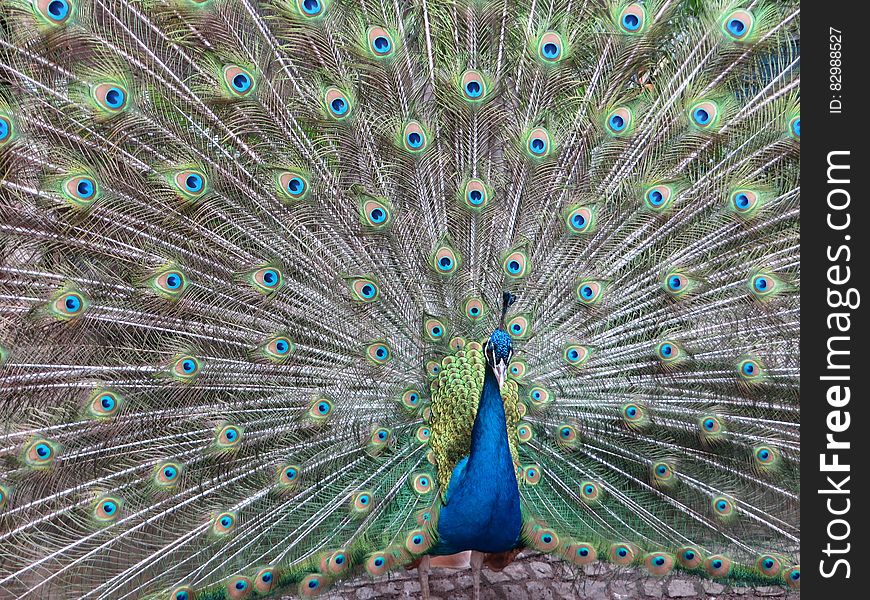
432, 365, 522, 555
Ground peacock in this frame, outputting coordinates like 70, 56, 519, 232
0, 0, 800, 599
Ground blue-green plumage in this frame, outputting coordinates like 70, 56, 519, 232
433, 361, 522, 555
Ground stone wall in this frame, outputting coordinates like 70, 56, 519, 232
309, 552, 800, 600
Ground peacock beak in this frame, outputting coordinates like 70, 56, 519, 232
493, 359, 508, 389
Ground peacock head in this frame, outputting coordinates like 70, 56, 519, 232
484, 291, 516, 387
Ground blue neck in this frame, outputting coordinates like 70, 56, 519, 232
433, 363, 522, 554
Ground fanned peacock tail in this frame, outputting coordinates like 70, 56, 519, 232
0, 0, 799, 598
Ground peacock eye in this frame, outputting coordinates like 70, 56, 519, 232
94, 497, 122, 522
423, 317, 448, 342
460, 70, 486, 101
172, 169, 208, 201
223, 65, 255, 97
359, 197, 392, 229
606, 107, 633, 135
537, 32, 564, 62
368, 27, 394, 57
789, 115, 800, 139
263, 335, 294, 361
402, 121, 428, 153
688, 101, 720, 130
89, 390, 121, 418
565, 205, 596, 234
463, 178, 489, 210
349, 277, 380, 302
502, 249, 530, 279
431, 242, 461, 275
249, 267, 283, 294
25, 438, 58, 468
63, 175, 99, 207
526, 127, 551, 157
297, 0, 324, 18
277, 170, 310, 202
51, 290, 88, 320
36, 0, 73, 24
576, 280, 605, 305
0, 114, 12, 145
617, 4, 646, 34
92, 82, 129, 114
463, 297, 486, 320
563, 344, 591, 366
721, 9, 754, 41
729, 188, 761, 218
212, 511, 236, 535
325, 87, 352, 119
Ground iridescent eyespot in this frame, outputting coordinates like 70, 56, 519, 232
402, 120, 428, 153
297, 0, 325, 19
405, 529, 432, 554
754, 445, 780, 470
308, 397, 333, 423
789, 114, 800, 140
662, 271, 694, 297
0, 113, 13, 145
537, 31, 564, 63
368, 426, 392, 454
531, 528, 559, 552
688, 100, 720, 130
449, 336, 466, 352
610, 544, 635, 565
786, 566, 800, 589
644, 552, 674, 576
643, 184, 676, 213
621, 403, 647, 427
705, 555, 731, 577
212, 511, 236, 536
564, 205, 597, 234
655, 340, 685, 364
413, 426, 430, 444
617, 4, 646, 34
527, 386, 551, 408
365, 341, 392, 365
460, 70, 487, 101
171, 586, 194, 600
757, 555, 782, 577
410, 472, 433, 494
737, 357, 764, 381
576, 280, 606, 305
173, 169, 208, 201
50, 290, 88, 320
579, 481, 601, 502
431, 242, 461, 275
277, 463, 301, 490
92, 83, 129, 114
605, 107, 633, 136
299, 574, 325, 597
94, 496, 122, 522
249, 267, 283, 294
729, 188, 761, 218
508, 359, 527, 379
365, 552, 391, 576
748, 270, 786, 300
400, 389, 421, 411
423, 317, 448, 342
172, 355, 201, 380
62, 174, 98, 207
262, 335, 294, 362
360, 197, 392, 229
651, 461, 676, 486
502, 249, 530, 279
88, 390, 121, 419
425, 359, 441, 378
34, 0, 74, 25
254, 568, 277, 594
678, 547, 703, 569
150, 269, 188, 300
325, 549, 350, 576
277, 171, 310, 202
566, 543, 597, 565
349, 490, 373, 516
463, 297, 486, 321
24, 438, 58, 468
216, 424, 242, 447
505, 314, 531, 339
555, 423, 578, 448
517, 422, 533, 443
721, 9, 754, 41
525, 127, 551, 158
368, 26, 395, 58
699, 415, 724, 437
0, 484, 9, 510
522, 464, 541, 485
223, 65, 255, 97
712, 496, 736, 519
463, 179, 490, 210
324, 87, 352, 119
349, 277, 379, 302
155, 461, 182, 487
563, 344, 592, 367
